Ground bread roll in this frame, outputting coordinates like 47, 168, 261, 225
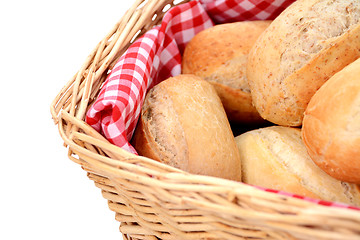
131, 74, 241, 181
247, 0, 360, 126
235, 126, 360, 206
302, 58, 360, 184
182, 21, 271, 124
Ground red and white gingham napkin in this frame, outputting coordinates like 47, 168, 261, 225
86, 0, 295, 153
85, 0, 360, 211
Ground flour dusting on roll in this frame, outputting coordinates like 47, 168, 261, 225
247, 0, 360, 126
132, 74, 242, 181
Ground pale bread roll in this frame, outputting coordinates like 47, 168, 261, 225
132, 74, 241, 181
247, 0, 360, 126
235, 126, 360, 206
182, 21, 271, 124
302, 58, 360, 184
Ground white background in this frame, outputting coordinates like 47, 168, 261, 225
1, 1, 135, 239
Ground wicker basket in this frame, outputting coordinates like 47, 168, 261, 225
50, 0, 360, 239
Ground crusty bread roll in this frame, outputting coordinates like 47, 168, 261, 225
247, 0, 360, 126
235, 126, 360, 206
131, 74, 241, 181
182, 21, 271, 124
302, 58, 360, 184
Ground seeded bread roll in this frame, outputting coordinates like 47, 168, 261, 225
302, 58, 360, 184
182, 21, 271, 124
247, 0, 360, 126
235, 126, 360, 206
132, 74, 242, 181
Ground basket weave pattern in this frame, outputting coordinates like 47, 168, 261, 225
51, 0, 360, 239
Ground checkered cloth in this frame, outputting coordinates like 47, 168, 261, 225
85, 0, 360, 211
86, 0, 295, 153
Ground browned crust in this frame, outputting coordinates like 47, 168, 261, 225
182, 21, 272, 78
182, 21, 271, 124
302, 58, 360, 184
211, 82, 265, 124
131, 114, 163, 163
